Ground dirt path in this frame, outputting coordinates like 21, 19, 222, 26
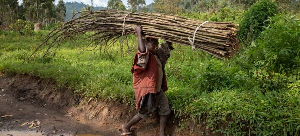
0, 73, 179, 136
0, 73, 120, 136
0, 73, 211, 136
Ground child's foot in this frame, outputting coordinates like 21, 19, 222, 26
119, 125, 134, 136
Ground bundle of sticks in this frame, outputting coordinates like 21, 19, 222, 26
36, 10, 239, 59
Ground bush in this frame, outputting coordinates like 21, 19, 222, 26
209, 7, 243, 23
238, 0, 278, 45
243, 14, 300, 74
178, 12, 211, 21
9, 19, 34, 35
296, 13, 300, 19
178, 7, 243, 23
198, 60, 253, 92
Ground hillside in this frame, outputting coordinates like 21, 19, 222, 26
64, 2, 106, 21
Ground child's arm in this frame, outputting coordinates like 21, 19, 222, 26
136, 25, 146, 53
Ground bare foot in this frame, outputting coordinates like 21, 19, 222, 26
120, 124, 133, 136
122, 124, 131, 132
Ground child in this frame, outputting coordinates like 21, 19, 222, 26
121, 25, 173, 136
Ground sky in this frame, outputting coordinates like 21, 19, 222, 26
18, 0, 154, 7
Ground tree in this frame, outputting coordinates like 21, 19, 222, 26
107, 0, 126, 10
127, 0, 146, 12
42, 0, 56, 25
17, 4, 26, 20
81, 5, 93, 16
230, 0, 257, 8
238, 0, 278, 44
275, 0, 300, 12
0, 0, 18, 25
23, 0, 55, 23
153, 0, 182, 14
72, 4, 76, 17
56, 0, 66, 22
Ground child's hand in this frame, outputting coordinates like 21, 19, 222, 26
135, 25, 142, 36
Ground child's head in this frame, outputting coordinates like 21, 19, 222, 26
157, 41, 174, 66
144, 37, 159, 53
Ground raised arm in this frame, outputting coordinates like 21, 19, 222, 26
136, 25, 146, 53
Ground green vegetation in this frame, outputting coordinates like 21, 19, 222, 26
107, 0, 126, 10
179, 7, 244, 23
9, 19, 34, 35
127, 0, 146, 12
0, 31, 138, 102
238, 0, 278, 45
242, 14, 300, 74
0, 0, 67, 28
1, 0, 300, 135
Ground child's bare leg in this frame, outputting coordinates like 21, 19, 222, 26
123, 114, 143, 132
159, 115, 168, 136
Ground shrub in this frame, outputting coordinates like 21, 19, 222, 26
178, 12, 211, 21
199, 60, 235, 91
209, 7, 243, 23
9, 19, 34, 35
197, 59, 254, 92
243, 14, 300, 74
238, 0, 278, 45
296, 12, 300, 19
178, 7, 243, 23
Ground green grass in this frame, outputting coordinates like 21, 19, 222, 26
0, 31, 136, 103
1, 22, 300, 135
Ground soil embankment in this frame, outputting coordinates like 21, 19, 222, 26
0, 73, 210, 136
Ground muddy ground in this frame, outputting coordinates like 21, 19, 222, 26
0, 73, 213, 136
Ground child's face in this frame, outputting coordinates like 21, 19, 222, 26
145, 39, 159, 53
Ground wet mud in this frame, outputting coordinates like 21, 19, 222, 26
0, 73, 214, 136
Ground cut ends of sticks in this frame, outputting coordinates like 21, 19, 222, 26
33, 10, 240, 59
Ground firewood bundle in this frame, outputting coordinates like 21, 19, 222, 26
36, 10, 239, 59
